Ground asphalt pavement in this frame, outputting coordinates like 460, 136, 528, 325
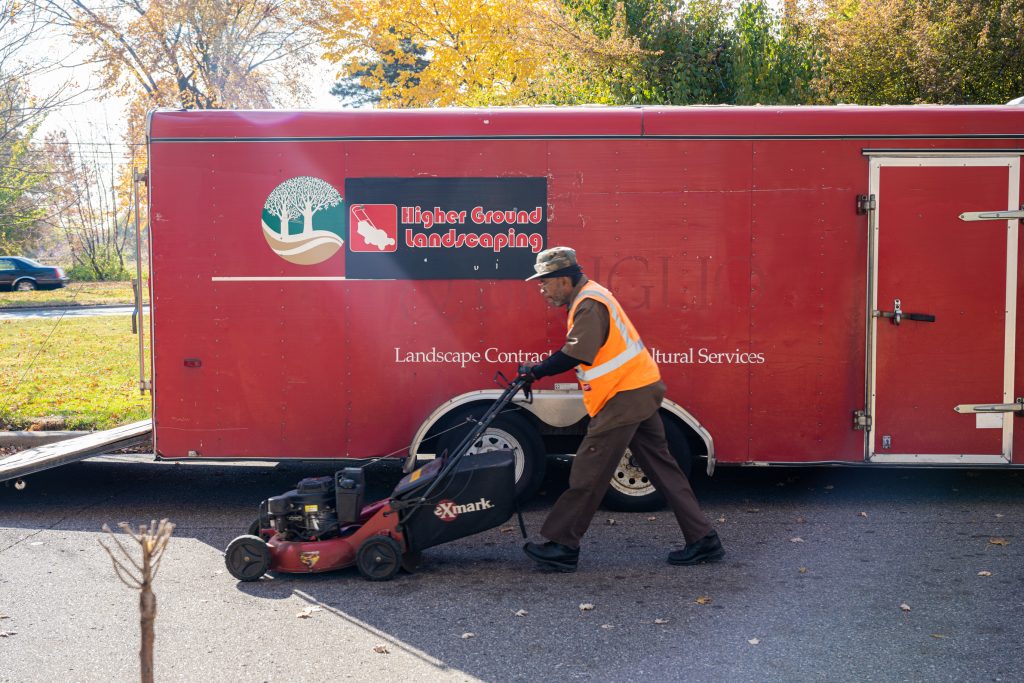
1, 457, 1022, 682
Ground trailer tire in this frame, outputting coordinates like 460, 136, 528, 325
435, 409, 546, 503
601, 416, 694, 513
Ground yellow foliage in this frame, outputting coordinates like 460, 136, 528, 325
301, 0, 647, 107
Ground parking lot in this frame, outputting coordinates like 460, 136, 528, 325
1, 456, 1022, 682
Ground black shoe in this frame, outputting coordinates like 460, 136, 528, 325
668, 531, 725, 566
523, 541, 579, 572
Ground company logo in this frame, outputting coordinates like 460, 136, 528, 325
349, 204, 397, 252
299, 551, 321, 569
261, 176, 345, 265
433, 497, 496, 522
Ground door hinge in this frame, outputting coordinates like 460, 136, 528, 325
853, 410, 872, 430
856, 194, 876, 215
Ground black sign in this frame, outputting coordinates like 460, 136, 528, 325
343, 177, 547, 280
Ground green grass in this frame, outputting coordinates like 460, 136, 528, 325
0, 280, 144, 309
0, 316, 150, 430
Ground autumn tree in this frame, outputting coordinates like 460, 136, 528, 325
303, 0, 648, 107
805, 0, 1024, 104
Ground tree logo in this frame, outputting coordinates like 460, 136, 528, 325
261, 176, 345, 265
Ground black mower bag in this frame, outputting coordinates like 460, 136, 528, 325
393, 449, 516, 553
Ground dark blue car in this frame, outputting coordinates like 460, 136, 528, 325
0, 256, 69, 291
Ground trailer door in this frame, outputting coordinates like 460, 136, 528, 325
867, 156, 1021, 464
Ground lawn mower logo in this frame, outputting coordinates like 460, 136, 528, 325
434, 498, 495, 523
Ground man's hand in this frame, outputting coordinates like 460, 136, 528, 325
516, 364, 537, 384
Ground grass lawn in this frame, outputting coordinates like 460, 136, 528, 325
0, 280, 144, 309
0, 315, 150, 430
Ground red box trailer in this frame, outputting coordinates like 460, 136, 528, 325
141, 105, 1024, 509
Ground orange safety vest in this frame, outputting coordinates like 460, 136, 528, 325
568, 281, 661, 416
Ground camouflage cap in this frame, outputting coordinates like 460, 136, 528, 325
526, 246, 578, 281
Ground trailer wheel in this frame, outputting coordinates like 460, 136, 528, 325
224, 535, 271, 582
601, 417, 694, 512
357, 536, 403, 581
436, 410, 546, 502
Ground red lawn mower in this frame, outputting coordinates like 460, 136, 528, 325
224, 374, 530, 581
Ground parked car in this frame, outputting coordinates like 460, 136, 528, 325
0, 256, 69, 291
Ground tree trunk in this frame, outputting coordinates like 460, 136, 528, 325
303, 209, 314, 233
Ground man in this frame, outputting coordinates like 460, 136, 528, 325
519, 246, 723, 572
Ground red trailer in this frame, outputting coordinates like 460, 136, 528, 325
9, 105, 1021, 505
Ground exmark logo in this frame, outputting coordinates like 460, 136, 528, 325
434, 498, 495, 522
261, 176, 345, 265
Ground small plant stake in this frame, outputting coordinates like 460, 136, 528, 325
99, 519, 175, 683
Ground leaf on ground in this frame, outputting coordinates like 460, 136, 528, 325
695, 596, 712, 605
748, 638, 760, 645
499, 526, 515, 534
0, 631, 15, 637
857, 512, 868, 518
930, 634, 947, 639
717, 516, 727, 523
795, 516, 807, 524
995, 513, 1004, 518
579, 603, 595, 611
798, 567, 809, 574
647, 516, 657, 521
654, 618, 670, 624
296, 606, 322, 619
514, 609, 528, 617
373, 645, 389, 654
745, 508, 760, 514
899, 603, 911, 612
600, 624, 614, 629
790, 537, 804, 543
977, 571, 993, 577
461, 632, 476, 639
0, 615, 8, 620
606, 518, 617, 526
988, 538, 1009, 546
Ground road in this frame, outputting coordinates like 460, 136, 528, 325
0, 305, 146, 320
1, 457, 1022, 682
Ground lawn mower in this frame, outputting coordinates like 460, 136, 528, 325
224, 373, 531, 582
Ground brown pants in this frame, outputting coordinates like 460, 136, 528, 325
540, 412, 713, 548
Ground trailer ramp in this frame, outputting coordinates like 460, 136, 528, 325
0, 419, 152, 485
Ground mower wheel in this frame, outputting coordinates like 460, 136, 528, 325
356, 536, 403, 581
224, 535, 271, 582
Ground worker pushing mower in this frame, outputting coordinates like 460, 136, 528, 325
224, 246, 722, 581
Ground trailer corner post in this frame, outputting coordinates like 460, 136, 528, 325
133, 167, 150, 395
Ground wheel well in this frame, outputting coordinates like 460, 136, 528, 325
415, 399, 544, 455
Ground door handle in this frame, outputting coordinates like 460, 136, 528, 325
873, 298, 936, 325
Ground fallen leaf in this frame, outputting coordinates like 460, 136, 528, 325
717, 516, 727, 523
745, 508, 760, 514
857, 512, 868, 518
977, 571, 993, 577
654, 618, 670, 624
600, 624, 614, 629
373, 645, 389, 654
213, 570, 223, 575
0, 631, 15, 637
606, 519, 617, 526
748, 638, 760, 645
798, 567, 809, 574
461, 632, 476, 639
930, 634, 947, 639
647, 516, 657, 521
988, 538, 1009, 546
995, 513, 1004, 518
296, 606, 322, 619
695, 596, 712, 605
499, 526, 515, 534
899, 603, 911, 612
579, 603, 595, 611
0, 615, 8, 620
795, 516, 807, 524
514, 609, 528, 617
790, 537, 804, 543
29, 542, 43, 547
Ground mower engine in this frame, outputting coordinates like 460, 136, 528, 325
260, 468, 365, 541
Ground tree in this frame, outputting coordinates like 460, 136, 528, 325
303, 0, 647, 107
806, 0, 1024, 104
41, 130, 134, 280
265, 176, 342, 235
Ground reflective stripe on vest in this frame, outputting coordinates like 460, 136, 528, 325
568, 281, 661, 416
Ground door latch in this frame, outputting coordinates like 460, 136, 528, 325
954, 397, 1024, 415
873, 298, 936, 325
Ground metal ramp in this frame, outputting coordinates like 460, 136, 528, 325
0, 419, 152, 485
